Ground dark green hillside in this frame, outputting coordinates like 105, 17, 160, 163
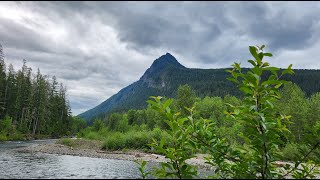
78, 53, 320, 122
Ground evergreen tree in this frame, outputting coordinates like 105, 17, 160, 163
5, 64, 17, 121
0, 44, 6, 119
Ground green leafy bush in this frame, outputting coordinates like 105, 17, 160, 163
102, 132, 126, 150
140, 45, 320, 179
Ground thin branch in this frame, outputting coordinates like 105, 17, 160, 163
281, 140, 320, 178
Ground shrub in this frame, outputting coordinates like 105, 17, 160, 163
8, 132, 24, 141
0, 134, 7, 142
85, 131, 101, 140
102, 132, 126, 150
59, 138, 74, 147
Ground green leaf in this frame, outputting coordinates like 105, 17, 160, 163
258, 52, 264, 61
263, 67, 279, 71
146, 100, 158, 106
251, 67, 262, 76
266, 100, 274, 109
239, 86, 253, 94
234, 63, 241, 71
282, 65, 294, 75
261, 79, 281, 86
248, 59, 256, 67
163, 99, 173, 109
177, 117, 188, 126
142, 160, 147, 167
263, 53, 273, 57
227, 77, 239, 84
249, 46, 260, 61
262, 62, 270, 67
275, 83, 283, 89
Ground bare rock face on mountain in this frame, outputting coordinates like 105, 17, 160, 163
140, 53, 186, 88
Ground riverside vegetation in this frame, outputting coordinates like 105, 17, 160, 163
76, 45, 320, 179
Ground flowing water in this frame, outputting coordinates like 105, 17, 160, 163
0, 139, 142, 179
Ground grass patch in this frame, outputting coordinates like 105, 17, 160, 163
56, 138, 104, 150
101, 128, 172, 152
59, 138, 74, 147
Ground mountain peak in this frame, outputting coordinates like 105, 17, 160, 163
139, 53, 186, 83
151, 53, 185, 69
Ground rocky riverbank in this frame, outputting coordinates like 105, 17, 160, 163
14, 138, 319, 179
14, 138, 213, 170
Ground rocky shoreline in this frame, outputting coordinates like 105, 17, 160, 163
14, 140, 213, 170
14, 139, 318, 179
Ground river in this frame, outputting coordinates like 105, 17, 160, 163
0, 139, 142, 179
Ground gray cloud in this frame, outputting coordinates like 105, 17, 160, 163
1, 1, 320, 115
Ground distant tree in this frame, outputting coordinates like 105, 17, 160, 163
127, 109, 136, 125
5, 64, 16, 121
176, 84, 196, 115
276, 82, 308, 143
107, 113, 123, 130
93, 119, 104, 131
0, 44, 6, 119
70, 116, 87, 135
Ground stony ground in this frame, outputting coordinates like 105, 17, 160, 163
14, 138, 213, 169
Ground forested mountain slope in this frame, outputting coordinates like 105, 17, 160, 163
78, 53, 320, 121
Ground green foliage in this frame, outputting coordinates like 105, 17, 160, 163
276, 82, 308, 143
82, 127, 172, 151
0, 115, 12, 134
280, 143, 309, 162
135, 160, 151, 179
60, 138, 74, 147
8, 131, 24, 141
291, 161, 320, 179
147, 96, 198, 179
80, 50, 320, 123
93, 119, 105, 131
116, 117, 130, 133
0, 44, 82, 140
0, 134, 7, 141
141, 45, 320, 179
75, 43, 320, 179
224, 45, 295, 179
102, 131, 126, 150
176, 84, 196, 116
70, 117, 87, 135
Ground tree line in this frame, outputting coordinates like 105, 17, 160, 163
86, 81, 320, 149
0, 43, 86, 141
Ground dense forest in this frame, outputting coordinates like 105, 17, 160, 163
0, 44, 86, 141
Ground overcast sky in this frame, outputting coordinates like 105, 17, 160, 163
1, 1, 320, 115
